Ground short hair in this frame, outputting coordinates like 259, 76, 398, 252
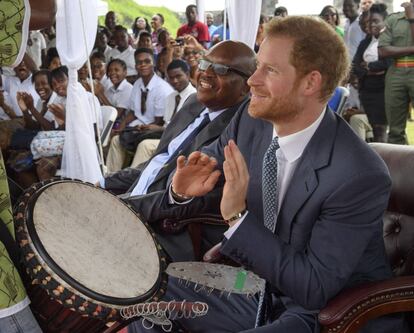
90, 51, 106, 63
274, 6, 288, 16
134, 47, 154, 58
186, 5, 197, 12
155, 13, 164, 24
32, 69, 52, 85
264, 16, 349, 102
369, 3, 388, 19
107, 58, 127, 74
46, 47, 59, 64
138, 30, 151, 40
51, 66, 68, 81
113, 25, 128, 34
167, 59, 190, 74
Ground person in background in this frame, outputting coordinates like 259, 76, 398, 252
205, 12, 217, 48
177, 5, 210, 48
90, 52, 112, 92
137, 31, 154, 50
255, 14, 267, 52
26, 30, 47, 69
104, 11, 117, 39
45, 47, 61, 70
94, 27, 113, 63
353, 3, 390, 142
211, 12, 230, 46
130, 59, 197, 167
150, 13, 165, 55
107, 25, 137, 82
106, 48, 173, 173
361, 0, 374, 12
343, 0, 366, 59
320, 5, 344, 38
378, 0, 414, 144
132, 16, 151, 43
274, 6, 288, 17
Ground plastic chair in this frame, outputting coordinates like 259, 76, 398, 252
328, 86, 350, 116
100, 105, 117, 147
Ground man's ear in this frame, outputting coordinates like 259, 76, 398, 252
302, 70, 322, 97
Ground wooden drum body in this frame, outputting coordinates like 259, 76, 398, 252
14, 178, 167, 332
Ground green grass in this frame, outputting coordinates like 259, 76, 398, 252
99, 0, 181, 35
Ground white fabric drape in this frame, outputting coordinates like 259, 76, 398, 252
227, 0, 262, 49
56, 0, 102, 183
196, 0, 205, 25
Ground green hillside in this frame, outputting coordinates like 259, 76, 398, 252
99, 0, 181, 35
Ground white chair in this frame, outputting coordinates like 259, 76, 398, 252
100, 105, 117, 147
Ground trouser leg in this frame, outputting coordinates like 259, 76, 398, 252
106, 135, 126, 173
385, 68, 409, 145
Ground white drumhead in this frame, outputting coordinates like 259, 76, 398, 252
32, 182, 160, 300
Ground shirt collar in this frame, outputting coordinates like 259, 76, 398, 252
178, 83, 195, 97
111, 78, 128, 92
275, 107, 326, 163
200, 107, 226, 121
140, 73, 159, 91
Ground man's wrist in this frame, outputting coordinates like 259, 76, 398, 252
171, 184, 192, 202
223, 206, 247, 224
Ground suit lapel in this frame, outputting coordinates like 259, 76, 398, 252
276, 110, 338, 238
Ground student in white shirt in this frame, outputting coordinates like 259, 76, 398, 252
106, 25, 137, 80
106, 47, 173, 173
26, 30, 47, 69
97, 58, 133, 122
130, 59, 196, 167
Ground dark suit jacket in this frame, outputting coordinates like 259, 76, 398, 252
105, 93, 246, 197
199, 105, 398, 331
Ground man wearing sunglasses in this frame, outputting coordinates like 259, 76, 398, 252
130, 16, 403, 333
101, 40, 256, 262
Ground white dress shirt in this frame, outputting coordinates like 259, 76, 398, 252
128, 74, 173, 127
27, 30, 47, 68
344, 17, 366, 60
105, 79, 133, 110
130, 108, 225, 196
0, 92, 13, 120
163, 83, 196, 125
2, 74, 40, 116
107, 46, 137, 76
225, 108, 327, 239
363, 37, 379, 63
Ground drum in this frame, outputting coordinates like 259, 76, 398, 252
14, 178, 168, 332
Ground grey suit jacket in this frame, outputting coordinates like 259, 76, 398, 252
200, 105, 398, 331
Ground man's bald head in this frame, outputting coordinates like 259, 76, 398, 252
205, 40, 256, 79
196, 40, 256, 110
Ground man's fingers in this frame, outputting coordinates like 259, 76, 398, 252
176, 155, 187, 170
229, 140, 249, 179
204, 170, 221, 191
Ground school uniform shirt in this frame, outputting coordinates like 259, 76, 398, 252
128, 74, 173, 127
163, 83, 196, 126
107, 45, 137, 76
27, 30, 47, 68
2, 74, 40, 117
0, 92, 14, 120
105, 79, 133, 110
34, 91, 59, 127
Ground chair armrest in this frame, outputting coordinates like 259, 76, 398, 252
319, 276, 414, 333
159, 214, 225, 234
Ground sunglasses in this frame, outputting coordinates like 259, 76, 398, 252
198, 59, 249, 79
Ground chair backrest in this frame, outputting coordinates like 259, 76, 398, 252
328, 86, 350, 115
100, 106, 117, 147
370, 143, 414, 277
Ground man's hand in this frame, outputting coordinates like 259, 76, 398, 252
22, 92, 35, 110
221, 140, 248, 221
172, 151, 221, 197
402, 2, 414, 19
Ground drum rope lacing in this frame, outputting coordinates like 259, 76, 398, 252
120, 300, 209, 332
